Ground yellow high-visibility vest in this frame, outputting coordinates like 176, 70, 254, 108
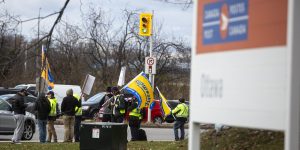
129, 101, 142, 119
172, 103, 189, 118
48, 98, 57, 116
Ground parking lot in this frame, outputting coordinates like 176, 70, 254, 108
0, 125, 188, 142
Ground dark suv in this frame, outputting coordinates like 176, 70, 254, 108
82, 92, 106, 120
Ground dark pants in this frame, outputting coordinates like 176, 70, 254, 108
112, 115, 124, 123
102, 114, 111, 122
129, 116, 141, 141
74, 116, 82, 142
38, 120, 48, 143
173, 120, 186, 140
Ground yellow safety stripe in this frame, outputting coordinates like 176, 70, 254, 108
74, 94, 82, 116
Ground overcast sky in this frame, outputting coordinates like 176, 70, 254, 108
3, 0, 193, 42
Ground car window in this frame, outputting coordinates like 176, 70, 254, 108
86, 93, 105, 103
167, 101, 178, 109
27, 87, 36, 91
0, 99, 11, 111
25, 96, 36, 103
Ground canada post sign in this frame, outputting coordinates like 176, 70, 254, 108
203, 0, 248, 45
196, 0, 287, 53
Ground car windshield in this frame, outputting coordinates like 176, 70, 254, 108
86, 93, 105, 103
0, 99, 11, 111
0, 95, 11, 100
15, 85, 27, 89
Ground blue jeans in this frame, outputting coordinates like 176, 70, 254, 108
38, 120, 47, 143
173, 120, 185, 140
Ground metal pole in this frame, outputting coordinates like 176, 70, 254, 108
24, 45, 27, 74
36, 8, 41, 77
147, 10, 154, 123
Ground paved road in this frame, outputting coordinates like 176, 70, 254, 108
0, 125, 188, 142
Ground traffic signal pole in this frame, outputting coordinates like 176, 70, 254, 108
139, 12, 154, 123
147, 11, 154, 123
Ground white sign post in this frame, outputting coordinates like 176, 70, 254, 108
145, 56, 156, 122
189, 0, 299, 149
118, 66, 126, 87
285, 0, 300, 149
145, 57, 156, 74
82, 74, 95, 96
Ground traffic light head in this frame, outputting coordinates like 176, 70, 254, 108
139, 13, 152, 36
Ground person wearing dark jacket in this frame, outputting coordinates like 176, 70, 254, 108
127, 96, 142, 141
11, 89, 28, 144
61, 89, 81, 142
34, 93, 51, 143
172, 98, 189, 141
110, 87, 125, 123
101, 86, 113, 122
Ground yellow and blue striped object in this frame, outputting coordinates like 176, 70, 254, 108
41, 45, 54, 90
124, 72, 154, 109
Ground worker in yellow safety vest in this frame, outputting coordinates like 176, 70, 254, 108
73, 93, 82, 142
46, 91, 58, 143
110, 87, 125, 123
171, 98, 189, 141
128, 96, 142, 141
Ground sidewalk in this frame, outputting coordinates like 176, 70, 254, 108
54, 119, 213, 129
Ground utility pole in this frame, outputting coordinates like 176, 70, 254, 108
36, 8, 41, 78
36, 8, 41, 95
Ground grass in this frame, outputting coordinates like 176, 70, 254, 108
0, 127, 284, 150
0, 141, 188, 150
201, 127, 284, 150
0, 143, 79, 150
127, 141, 187, 150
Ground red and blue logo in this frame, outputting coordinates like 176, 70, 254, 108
203, 0, 248, 45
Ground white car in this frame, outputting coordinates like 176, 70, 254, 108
0, 99, 36, 140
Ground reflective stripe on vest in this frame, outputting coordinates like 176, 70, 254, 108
48, 98, 57, 116
115, 95, 125, 114
74, 94, 82, 116
129, 108, 141, 118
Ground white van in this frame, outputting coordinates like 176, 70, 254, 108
52, 84, 82, 105
14, 84, 82, 105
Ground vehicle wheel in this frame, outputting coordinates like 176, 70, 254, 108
21, 122, 34, 140
153, 117, 163, 125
